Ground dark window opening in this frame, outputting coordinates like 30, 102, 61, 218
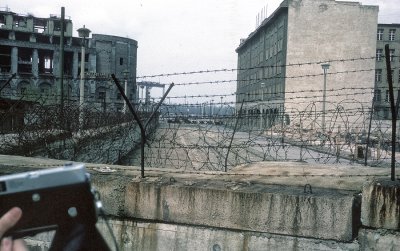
15, 32, 30, 41
0, 46, 11, 73
98, 91, 106, 100
18, 48, 33, 74
64, 52, 73, 76
38, 49, 54, 74
120, 58, 123, 65
52, 20, 67, 32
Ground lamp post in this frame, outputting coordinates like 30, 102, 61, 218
211, 99, 214, 117
260, 82, 265, 130
77, 25, 91, 128
122, 69, 129, 114
321, 63, 330, 132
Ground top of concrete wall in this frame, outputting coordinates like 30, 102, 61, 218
0, 154, 392, 192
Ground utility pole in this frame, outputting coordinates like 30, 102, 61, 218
321, 63, 330, 132
260, 82, 265, 130
123, 69, 129, 114
385, 44, 396, 181
77, 25, 91, 129
59, 7, 65, 128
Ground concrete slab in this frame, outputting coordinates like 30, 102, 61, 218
96, 219, 360, 251
123, 179, 357, 241
361, 179, 400, 230
0, 155, 392, 191
358, 228, 400, 251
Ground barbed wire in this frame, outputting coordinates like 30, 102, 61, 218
135, 56, 380, 79
1, 58, 399, 173
2, 58, 398, 85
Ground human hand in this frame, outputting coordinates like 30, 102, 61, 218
0, 207, 27, 251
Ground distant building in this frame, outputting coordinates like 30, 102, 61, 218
236, 0, 378, 131
374, 23, 400, 120
0, 8, 138, 112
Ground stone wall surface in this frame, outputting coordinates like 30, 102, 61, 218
285, 0, 378, 127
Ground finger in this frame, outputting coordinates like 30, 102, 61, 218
1, 237, 12, 251
0, 208, 22, 237
12, 239, 28, 251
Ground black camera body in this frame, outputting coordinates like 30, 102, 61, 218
0, 163, 99, 238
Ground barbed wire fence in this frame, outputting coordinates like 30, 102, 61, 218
0, 56, 399, 175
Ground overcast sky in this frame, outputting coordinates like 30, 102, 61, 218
2, 0, 400, 103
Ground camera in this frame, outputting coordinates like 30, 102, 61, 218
0, 163, 100, 238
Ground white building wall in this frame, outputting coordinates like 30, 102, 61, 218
285, 0, 378, 132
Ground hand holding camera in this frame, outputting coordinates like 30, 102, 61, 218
0, 207, 27, 251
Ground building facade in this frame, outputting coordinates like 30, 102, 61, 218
374, 23, 400, 120
0, 8, 138, 112
236, 0, 378, 131
236, 3, 287, 129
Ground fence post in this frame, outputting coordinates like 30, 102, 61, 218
111, 74, 174, 178
225, 100, 244, 172
385, 44, 396, 181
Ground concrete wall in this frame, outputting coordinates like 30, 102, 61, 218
0, 158, 394, 251
357, 179, 400, 250
120, 182, 356, 241
95, 219, 359, 251
285, 0, 378, 129
92, 169, 400, 251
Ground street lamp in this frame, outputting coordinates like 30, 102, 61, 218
211, 99, 214, 117
321, 63, 330, 132
77, 25, 91, 128
122, 69, 129, 113
260, 82, 265, 130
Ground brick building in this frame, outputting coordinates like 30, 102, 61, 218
0, 8, 138, 112
236, 0, 378, 131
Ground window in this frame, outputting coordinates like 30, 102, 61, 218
389, 29, 396, 41
377, 29, 384, 41
390, 49, 395, 62
398, 90, 400, 102
384, 108, 389, 119
119, 58, 124, 65
375, 89, 381, 102
277, 61, 282, 74
376, 49, 383, 61
44, 58, 52, 70
98, 91, 106, 100
375, 69, 382, 82
385, 90, 389, 102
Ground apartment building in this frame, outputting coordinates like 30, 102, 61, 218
236, 0, 378, 131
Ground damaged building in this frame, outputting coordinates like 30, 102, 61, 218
0, 8, 138, 112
